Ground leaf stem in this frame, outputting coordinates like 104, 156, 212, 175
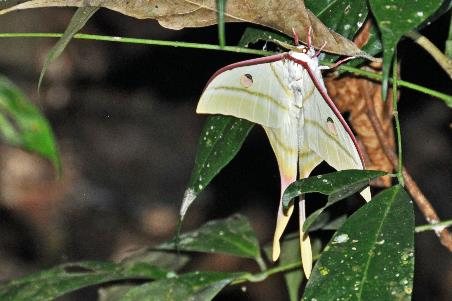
0, 32, 450, 105
231, 261, 301, 285
415, 219, 452, 233
392, 50, 404, 186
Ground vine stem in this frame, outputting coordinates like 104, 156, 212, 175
392, 49, 404, 186
0, 32, 450, 105
360, 83, 452, 252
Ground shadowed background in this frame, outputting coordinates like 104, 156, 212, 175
0, 8, 450, 301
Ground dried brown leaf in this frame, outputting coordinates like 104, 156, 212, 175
325, 70, 395, 187
0, 0, 371, 58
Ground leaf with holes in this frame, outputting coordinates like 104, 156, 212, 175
0, 261, 167, 301
302, 185, 414, 301
0, 76, 61, 172
0, 0, 370, 57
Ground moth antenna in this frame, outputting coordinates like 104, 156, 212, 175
292, 28, 299, 46
315, 41, 327, 57
323, 56, 357, 70
307, 26, 313, 48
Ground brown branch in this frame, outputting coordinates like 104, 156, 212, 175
360, 83, 452, 252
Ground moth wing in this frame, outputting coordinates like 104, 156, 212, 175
302, 69, 371, 201
263, 121, 298, 262
197, 59, 293, 128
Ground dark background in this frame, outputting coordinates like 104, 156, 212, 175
0, 7, 450, 301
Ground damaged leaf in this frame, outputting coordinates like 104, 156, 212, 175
325, 65, 395, 187
0, 0, 371, 58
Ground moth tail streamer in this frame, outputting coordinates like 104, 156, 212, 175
299, 198, 313, 278
272, 201, 295, 261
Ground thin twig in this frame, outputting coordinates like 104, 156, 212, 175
0, 32, 451, 106
415, 219, 452, 233
360, 84, 452, 252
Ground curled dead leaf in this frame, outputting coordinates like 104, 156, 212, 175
325, 68, 396, 187
0, 0, 372, 58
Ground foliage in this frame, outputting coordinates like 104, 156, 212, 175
0, 0, 450, 301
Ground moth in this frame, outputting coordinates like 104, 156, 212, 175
196, 31, 370, 278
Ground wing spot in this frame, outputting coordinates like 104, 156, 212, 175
326, 117, 338, 136
240, 73, 253, 88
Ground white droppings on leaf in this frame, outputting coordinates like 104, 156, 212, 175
416, 11, 423, 17
166, 271, 177, 278
377, 239, 385, 245
198, 184, 203, 190
333, 233, 350, 244
180, 188, 196, 217
344, 24, 351, 30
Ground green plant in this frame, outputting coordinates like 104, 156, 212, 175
0, 1, 451, 300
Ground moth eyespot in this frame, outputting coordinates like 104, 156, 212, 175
240, 73, 253, 88
301, 47, 308, 54
326, 117, 338, 136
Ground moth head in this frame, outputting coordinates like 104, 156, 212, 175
289, 45, 316, 62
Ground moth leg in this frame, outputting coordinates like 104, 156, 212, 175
320, 56, 356, 70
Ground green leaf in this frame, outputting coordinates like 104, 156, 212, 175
180, 116, 253, 219
281, 170, 386, 231
308, 212, 348, 231
238, 27, 292, 48
446, 14, 452, 58
279, 238, 304, 301
120, 271, 243, 301
302, 185, 414, 301
347, 22, 383, 68
305, 0, 369, 63
368, 0, 443, 98
0, 76, 61, 172
263, 235, 324, 300
0, 261, 167, 301
38, 7, 98, 91
305, 0, 368, 40
99, 285, 134, 301
120, 249, 190, 272
216, 0, 227, 47
161, 214, 260, 259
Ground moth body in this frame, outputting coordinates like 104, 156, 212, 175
195, 46, 370, 278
